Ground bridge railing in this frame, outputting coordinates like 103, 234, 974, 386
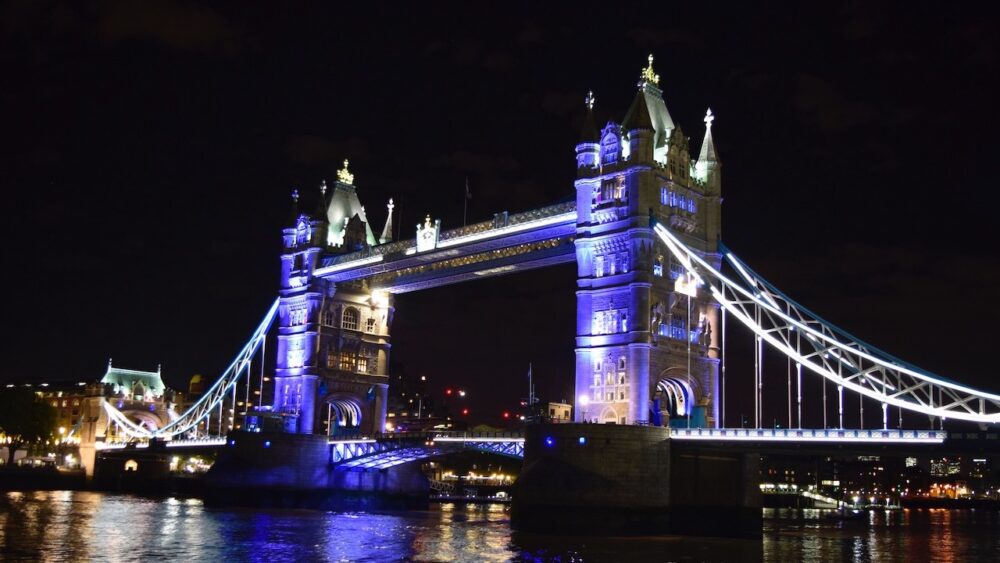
669, 427, 945, 443
318, 200, 576, 270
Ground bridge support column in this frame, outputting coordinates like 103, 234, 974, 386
512, 423, 761, 539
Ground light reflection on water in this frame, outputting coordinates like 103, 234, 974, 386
2, 493, 999, 562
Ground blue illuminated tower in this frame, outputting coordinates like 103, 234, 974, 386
573, 55, 723, 426
274, 162, 393, 435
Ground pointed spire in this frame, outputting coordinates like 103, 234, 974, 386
287, 188, 300, 226
580, 90, 599, 142
313, 180, 329, 221
698, 108, 718, 163
623, 88, 654, 131
380, 198, 395, 244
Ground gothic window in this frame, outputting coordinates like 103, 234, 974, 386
620, 312, 628, 332
618, 357, 626, 371
609, 255, 617, 276
654, 256, 664, 277
606, 373, 614, 385
601, 132, 619, 165
293, 254, 303, 271
620, 252, 629, 273
339, 352, 356, 372
594, 375, 600, 387
606, 392, 613, 402
600, 179, 616, 202
669, 260, 685, 280
366, 317, 376, 333
669, 316, 688, 341
619, 392, 625, 401
613, 176, 626, 200
322, 310, 335, 326
660, 187, 669, 205
619, 375, 626, 385
687, 198, 697, 213
342, 308, 359, 331
290, 307, 307, 326
357, 357, 369, 373
594, 255, 604, 278
326, 351, 336, 368
594, 359, 602, 373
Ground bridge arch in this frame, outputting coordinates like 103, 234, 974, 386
322, 394, 363, 437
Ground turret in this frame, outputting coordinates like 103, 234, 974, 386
622, 55, 671, 165
576, 91, 600, 171
695, 108, 721, 195
379, 198, 395, 245
623, 87, 655, 163
310, 180, 330, 246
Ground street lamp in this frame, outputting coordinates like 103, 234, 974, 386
578, 394, 590, 422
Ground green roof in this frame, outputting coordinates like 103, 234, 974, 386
100, 364, 166, 396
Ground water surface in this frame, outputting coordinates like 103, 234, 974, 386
2, 492, 998, 561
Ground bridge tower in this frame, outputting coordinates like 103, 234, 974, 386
274, 162, 393, 435
573, 56, 723, 427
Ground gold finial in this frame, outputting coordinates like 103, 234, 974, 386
640, 53, 660, 86
585, 90, 595, 111
337, 159, 354, 185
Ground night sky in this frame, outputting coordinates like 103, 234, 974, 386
3, 3, 999, 427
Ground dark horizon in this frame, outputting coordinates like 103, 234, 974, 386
3, 3, 999, 426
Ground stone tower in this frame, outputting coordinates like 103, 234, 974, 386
573, 55, 723, 427
273, 161, 393, 435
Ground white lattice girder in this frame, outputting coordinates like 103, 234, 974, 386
654, 224, 1000, 425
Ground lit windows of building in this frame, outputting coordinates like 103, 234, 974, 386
339, 352, 357, 372
357, 357, 369, 373
342, 308, 359, 331
594, 255, 604, 278
669, 260, 685, 280
653, 256, 664, 277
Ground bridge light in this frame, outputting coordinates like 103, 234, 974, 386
578, 436, 586, 445
458, 390, 466, 397
446, 388, 453, 396
503, 411, 510, 419
263, 440, 271, 448
461, 408, 469, 416
544, 436, 554, 447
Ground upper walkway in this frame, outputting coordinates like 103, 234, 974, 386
312, 202, 577, 293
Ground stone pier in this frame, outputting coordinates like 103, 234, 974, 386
512, 423, 761, 538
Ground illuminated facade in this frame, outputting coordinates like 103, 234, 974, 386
573, 55, 722, 425
274, 164, 393, 435
273, 56, 722, 435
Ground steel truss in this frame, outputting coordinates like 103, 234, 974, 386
654, 223, 1000, 426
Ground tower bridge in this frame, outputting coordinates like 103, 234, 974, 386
79, 55, 1000, 536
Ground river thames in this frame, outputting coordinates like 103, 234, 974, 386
2, 491, 999, 561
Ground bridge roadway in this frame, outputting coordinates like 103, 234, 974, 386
98, 425, 1000, 468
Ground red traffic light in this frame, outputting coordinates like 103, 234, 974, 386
502, 411, 510, 419
445, 388, 453, 396
461, 407, 469, 416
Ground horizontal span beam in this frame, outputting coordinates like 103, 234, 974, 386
670, 428, 945, 444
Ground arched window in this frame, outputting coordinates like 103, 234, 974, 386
366, 317, 376, 333
654, 256, 664, 277
342, 308, 359, 330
